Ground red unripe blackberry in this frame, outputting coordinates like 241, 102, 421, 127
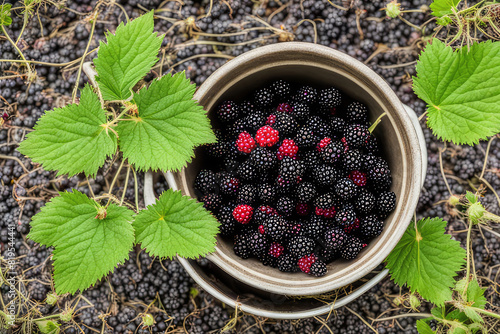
233, 204, 253, 224
298, 254, 318, 274
255, 126, 279, 147
348, 170, 367, 187
276, 102, 293, 113
316, 137, 332, 152
217, 100, 240, 123
277, 139, 299, 160
236, 131, 256, 153
268, 242, 285, 258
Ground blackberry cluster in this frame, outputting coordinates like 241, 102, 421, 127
196, 80, 396, 277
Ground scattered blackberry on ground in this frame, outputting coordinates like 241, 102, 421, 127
276, 196, 295, 217
295, 182, 317, 202
346, 101, 368, 124
194, 169, 217, 194
219, 173, 240, 197
355, 190, 376, 213
270, 80, 291, 99
237, 184, 257, 205
217, 100, 240, 123
359, 215, 383, 238
257, 183, 276, 204
234, 234, 252, 259
250, 147, 276, 170
318, 87, 342, 108
200, 193, 222, 212
377, 191, 397, 218
294, 86, 317, 105
344, 123, 370, 148
254, 87, 274, 106
278, 253, 300, 272
288, 236, 315, 258
335, 178, 359, 201
340, 236, 364, 260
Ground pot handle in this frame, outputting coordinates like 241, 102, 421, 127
403, 104, 427, 189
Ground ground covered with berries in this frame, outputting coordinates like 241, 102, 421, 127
1, 0, 499, 333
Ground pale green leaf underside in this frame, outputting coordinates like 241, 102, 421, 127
17, 85, 117, 177
467, 279, 487, 309
116, 72, 216, 172
133, 189, 219, 259
430, 0, 461, 17
386, 217, 466, 306
94, 10, 163, 101
413, 39, 500, 145
416, 320, 435, 334
27, 191, 135, 294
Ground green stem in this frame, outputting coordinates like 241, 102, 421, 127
464, 217, 473, 299
471, 307, 500, 319
398, 14, 421, 31
106, 160, 125, 208
131, 166, 139, 212
72, 12, 97, 103
120, 167, 131, 206
1, 25, 33, 79
368, 112, 387, 133
15, 10, 30, 44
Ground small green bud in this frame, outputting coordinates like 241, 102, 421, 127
409, 294, 421, 310
393, 295, 404, 306
468, 202, 485, 222
46, 293, 58, 306
385, 1, 401, 18
142, 313, 155, 327
448, 195, 460, 206
60, 309, 73, 322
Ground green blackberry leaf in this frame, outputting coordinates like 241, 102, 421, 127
0, 4, 12, 26
416, 320, 435, 334
17, 85, 117, 177
36, 320, 60, 334
27, 191, 135, 294
430, 0, 461, 17
466, 279, 487, 309
386, 218, 466, 306
94, 11, 163, 101
117, 72, 216, 172
413, 39, 500, 145
133, 189, 219, 259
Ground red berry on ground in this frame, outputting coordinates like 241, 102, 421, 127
233, 205, 254, 224
348, 170, 367, 187
236, 131, 256, 153
255, 126, 279, 147
298, 254, 318, 273
277, 139, 299, 160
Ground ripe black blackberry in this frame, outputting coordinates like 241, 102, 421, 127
295, 125, 319, 148
301, 149, 321, 172
217, 100, 240, 123
289, 102, 310, 122
313, 164, 338, 187
335, 204, 357, 226
227, 118, 248, 139
343, 149, 363, 172
194, 169, 218, 194
271, 112, 298, 136
276, 196, 295, 217
279, 156, 305, 181
307, 116, 331, 138
324, 226, 347, 250
344, 123, 370, 148
318, 87, 342, 108
254, 87, 274, 106
262, 215, 289, 241
294, 86, 317, 105
377, 191, 396, 218
355, 190, 376, 214
329, 116, 346, 135
309, 260, 327, 277
368, 159, 391, 181
346, 101, 368, 124
239, 100, 254, 116
340, 236, 364, 260
217, 206, 238, 237
335, 178, 359, 201
364, 134, 379, 154
295, 182, 317, 203
200, 193, 222, 212
301, 215, 327, 238
236, 160, 257, 182
250, 147, 276, 171
370, 174, 392, 193
359, 215, 383, 238
257, 183, 276, 204
234, 234, 252, 259
270, 80, 291, 99
243, 111, 266, 133
288, 236, 315, 258
319, 141, 344, 164
218, 173, 240, 197
248, 231, 269, 257
278, 253, 300, 272
237, 184, 257, 205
